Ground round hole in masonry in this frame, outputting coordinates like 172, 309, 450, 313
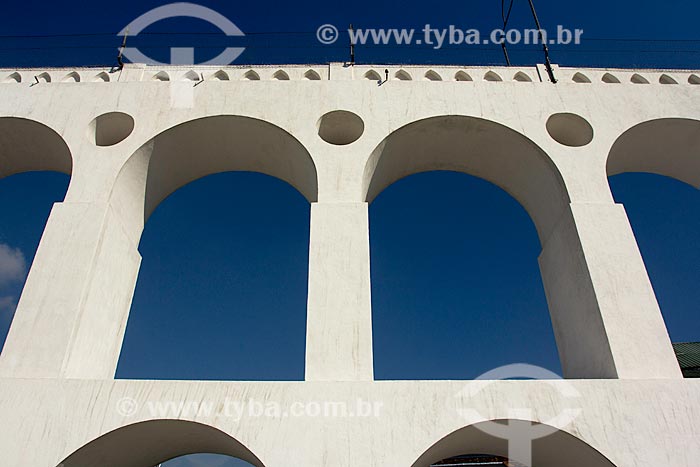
88, 112, 135, 147
317, 110, 364, 145
546, 112, 594, 147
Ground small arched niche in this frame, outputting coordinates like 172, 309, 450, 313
182, 70, 201, 82
3, 72, 21, 83
631, 73, 650, 84
242, 70, 260, 81
455, 71, 473, 82
484, 71, 502, 82
93, 72, 110, 82
35, 72, 51, 84
688, 74, 700, 85
272, 70, 290, 80
602, 73, 621, 83
659, 74, 678, 85
87, 112, 135, 147
318, 110, 364, 145
424, 70, 442, 81
513, 71, 533, 82
211, 70, 230, 81
152, 71, 170, 82
572, 72, 591, 83
395, 70, 412, 81
62, 72, 81, 83
304, 69, 321, 80
364, 70, 382, 81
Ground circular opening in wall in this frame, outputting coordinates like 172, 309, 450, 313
546, 113, 594, 147
317, 110, 364, 145
88, 112, 135, 147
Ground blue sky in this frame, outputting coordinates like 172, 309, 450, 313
1, 1, 699, 466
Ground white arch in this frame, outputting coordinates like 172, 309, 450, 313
0, 117, 72, 179
362, 115, 569, 243
58, 419, 264, 467
607, 118, 700, 188
411, 419, 617, 467
110, 115, 318, 244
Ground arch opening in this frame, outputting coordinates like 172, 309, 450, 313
607, 173, 700, 354
116, 171, 310, 381
111, 116, 315, 380
58, 420, 264, 467
370, 171, 561, 379
366, 117, 568, 379
607, 118, 700, 376
413, 419, 617, 467
0, 118, 72, 353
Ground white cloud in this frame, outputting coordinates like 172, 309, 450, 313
0, 243, 27, 287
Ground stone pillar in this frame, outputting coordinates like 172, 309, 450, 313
539, 202, 682, 379
305, 202, 374, 381
0, 201, 140, 379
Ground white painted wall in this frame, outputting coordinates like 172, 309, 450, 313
0, 62, 697, 466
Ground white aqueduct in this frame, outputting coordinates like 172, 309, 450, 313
0, 62, 698, 466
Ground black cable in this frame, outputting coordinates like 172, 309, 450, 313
500, 0, 515, 65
